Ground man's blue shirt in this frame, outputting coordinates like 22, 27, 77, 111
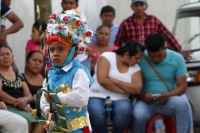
139, 49, 187, 94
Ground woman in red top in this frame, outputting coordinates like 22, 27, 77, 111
90, 25, 118, 75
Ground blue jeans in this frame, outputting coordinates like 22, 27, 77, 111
88, 98, 132, 133
131, 94, 191, 133
154, 94, 194, 132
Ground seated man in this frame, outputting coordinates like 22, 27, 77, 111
0, 101, 28, 133
131, 33, 192, 133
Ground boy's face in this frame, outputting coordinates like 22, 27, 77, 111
131, 2, 148, 17
49, 41, 70, 67
61, 0, 78, 11
100, 12, 115, 26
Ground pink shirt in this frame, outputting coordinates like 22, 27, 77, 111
26, 40, 51, 72
90, 45, 119, 62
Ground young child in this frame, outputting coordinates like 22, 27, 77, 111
57, 0, 92, 72
40, 10, 94, 133
26, 21, 51, 74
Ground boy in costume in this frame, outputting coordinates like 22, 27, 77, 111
39, 9, 94, 133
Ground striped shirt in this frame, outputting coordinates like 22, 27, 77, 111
114, 14, 181, 51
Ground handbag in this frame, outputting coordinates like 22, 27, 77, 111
144, 55, 171, 92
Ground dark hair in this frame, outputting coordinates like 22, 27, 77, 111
0, 44, 12, 53
145, 33, 165, 52
33, 21, 47, 33
62, 0, 78, 3
115, 41, 144, 57
100, 5, 115, 17
96, 25, 110, 33
27, 51, 42, 61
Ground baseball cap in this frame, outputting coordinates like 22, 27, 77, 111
132, 0, 147, 4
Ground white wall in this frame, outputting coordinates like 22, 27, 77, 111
6, 0, 35, 72
6, 0, 189, 72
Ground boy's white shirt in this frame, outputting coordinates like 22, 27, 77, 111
40, 61, 92, 131
40, 61, 90, 113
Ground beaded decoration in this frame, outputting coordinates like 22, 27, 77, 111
45, 9, 93, 54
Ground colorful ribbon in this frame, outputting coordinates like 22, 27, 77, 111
46, 36, 73, 50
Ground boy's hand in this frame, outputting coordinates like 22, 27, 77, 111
45, 109, 50, 120
45, 109, 55, 120
44, 93, 54, 103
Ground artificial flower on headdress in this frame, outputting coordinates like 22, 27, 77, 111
45, 9, 93, 54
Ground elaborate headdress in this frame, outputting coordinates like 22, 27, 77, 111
45, 9, 93, 67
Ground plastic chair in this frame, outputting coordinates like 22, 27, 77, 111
146, 114, 176, 133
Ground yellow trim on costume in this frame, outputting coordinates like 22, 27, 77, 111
61, 127, 69, 132
59, 115, 66, 120
56, 104, 63, 108
66, 116, 89, 132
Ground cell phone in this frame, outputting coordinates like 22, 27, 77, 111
151, 94, 161, 97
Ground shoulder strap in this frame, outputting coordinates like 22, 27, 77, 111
144, 55, 171, 92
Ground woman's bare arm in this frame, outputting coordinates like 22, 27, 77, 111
97, 57, 126, 93
0, 80, 17, 104
110, 71, 143, 94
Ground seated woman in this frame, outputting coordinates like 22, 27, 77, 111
90, 25, 118, 75
88, 41, 144, 133
23, 51, 44, 109
0, 45, 43, 133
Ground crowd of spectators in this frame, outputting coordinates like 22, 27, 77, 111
0, 0, 194, 133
